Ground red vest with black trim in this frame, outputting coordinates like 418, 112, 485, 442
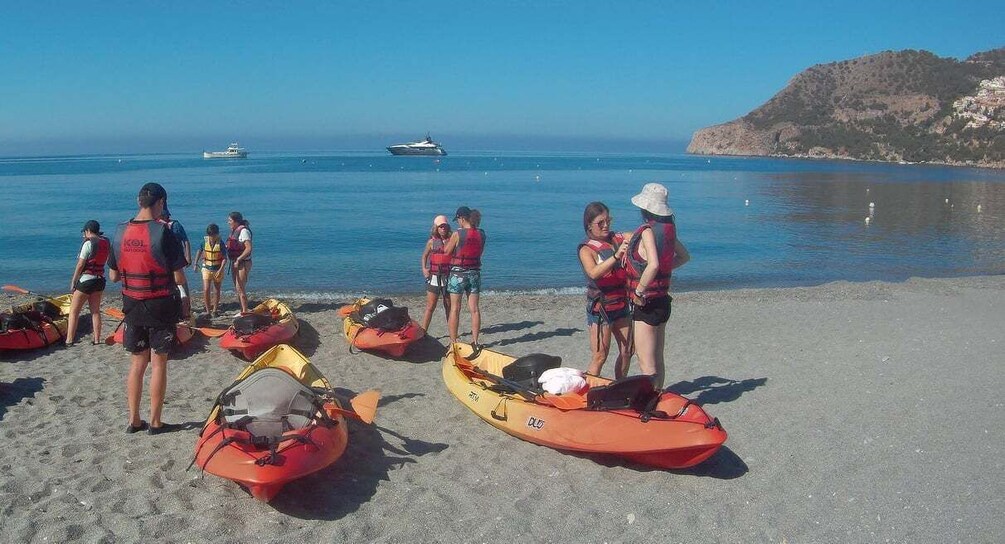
84, 236, 110, 276
226, 225, 249, 260
428, 237, 452, 275
450, 228, 485, 270
115, 220, 176, 300
579, 233, 627, 313
624, 219, 676, 298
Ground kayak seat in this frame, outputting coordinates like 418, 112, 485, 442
502, 353, 562, 389
586, 375, 659, 412
219, 368, 320, 441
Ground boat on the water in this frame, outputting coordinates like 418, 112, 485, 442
386, 134, 447, 156
203, 143, 248, 159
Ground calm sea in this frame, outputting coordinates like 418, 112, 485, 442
2, 152, 1004, 298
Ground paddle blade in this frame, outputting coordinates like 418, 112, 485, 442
195, 327, 229, 338
336, 304, 356, 318
103, 307, 126, 320
2, 284, 30, 295
348, 389, 380, 424
104, 332, 119, 345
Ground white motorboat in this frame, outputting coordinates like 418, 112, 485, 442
386, 134, 447, 156
203, 143, 248, 159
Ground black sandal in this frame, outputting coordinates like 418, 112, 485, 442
126, 420, 148, 434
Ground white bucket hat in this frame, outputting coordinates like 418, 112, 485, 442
630, 182, 673, 217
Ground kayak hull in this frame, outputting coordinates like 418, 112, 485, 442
338, 298, 425, 357
219, 298, 299, 360
442, 343, 727, 469
0, 294, 72, 351
193, 344, 350, 502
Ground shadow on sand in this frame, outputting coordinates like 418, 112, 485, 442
0, 377, 46, 421
577, 445, 749, 479
294, 320, 322, 357
480, 320, 544, 335
666, 375, 768, 406
268, 388, 449, 519
486, 327, 581, 348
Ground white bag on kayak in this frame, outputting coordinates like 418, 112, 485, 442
538, 367, 587, 395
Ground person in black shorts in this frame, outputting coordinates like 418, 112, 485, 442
622, 183, 690, 389
66, 220, 111, 345
107, 182, 190, 435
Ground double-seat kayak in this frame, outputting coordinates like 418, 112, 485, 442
0, 294, 72, 351
442, 343, 727, 469
219, 298, 299, 360
337, 297, 424, 357
192, 344, 379, 502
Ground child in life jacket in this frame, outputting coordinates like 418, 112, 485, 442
192, 223, 226, 316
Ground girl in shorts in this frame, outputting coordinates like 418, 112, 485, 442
623, 183, 690, 389
66, 220, 110, 345
420, 215, 453, 332
578, 202, 632, 378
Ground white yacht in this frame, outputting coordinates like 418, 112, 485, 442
203, 143, 248, 159
386, 134, 447, 156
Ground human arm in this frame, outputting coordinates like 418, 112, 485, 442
441, 231, 460, 255
234, 239, 252, 266
630, 228, 660, 305
192, 248, 203, 271
420, 240, 433, 278
672, 239, 690, 270
578, 242, 628, 280
70, 259, 86, 291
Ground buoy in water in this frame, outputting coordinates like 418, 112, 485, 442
745, 199, 749, 206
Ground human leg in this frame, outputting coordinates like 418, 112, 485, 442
467, 292, 481, 346
421, 289, 439, 331
611, 317, 632, 380
149, 353, 168, 428
448, 293, 463, 344
586, 320, 613, 376
65, 290, 88, 344
87, 291, 103, 342
202, 274, 212, 314
126, 350, 150, 428
651, 322, 668, 389
633, 322, 659, 378
236, 262, 252, 313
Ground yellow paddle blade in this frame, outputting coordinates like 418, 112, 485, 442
348, 389, 380, 424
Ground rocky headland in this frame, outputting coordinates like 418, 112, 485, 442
688, 47, 1005, 168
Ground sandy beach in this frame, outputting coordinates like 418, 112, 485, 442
1, 275, 1003, 542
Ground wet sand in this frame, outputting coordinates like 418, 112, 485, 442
1, 275, 1003, 542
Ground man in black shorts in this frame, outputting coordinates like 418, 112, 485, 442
107, 182, 190, 435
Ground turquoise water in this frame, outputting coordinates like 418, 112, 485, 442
2, 152, 1004, 297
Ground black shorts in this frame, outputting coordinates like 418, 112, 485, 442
633, 295, 672, 326
75, 277, 106, 294
122, 322, 176, 354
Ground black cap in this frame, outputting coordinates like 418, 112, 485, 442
454, 206, 472, 220
81, 220, 102, 235
138, 182, 167, 201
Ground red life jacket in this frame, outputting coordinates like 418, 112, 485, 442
624, 219, 676, 298
579, 233, 627, 313
428, 236, 452, 275
115, 220, 176, 300
83, 236, 110, 276
226, 225, 250, 260
449, 228, 485, 270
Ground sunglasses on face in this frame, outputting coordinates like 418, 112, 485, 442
592, 218, 612, 228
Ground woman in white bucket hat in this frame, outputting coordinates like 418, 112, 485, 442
622, 182, 690, 389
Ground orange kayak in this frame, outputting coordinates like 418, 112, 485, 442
219, 298, 299, 360
442, 343, 727, 469
337, 298, 425, 357
192, 344, 379, 502
0, 294, 71, 351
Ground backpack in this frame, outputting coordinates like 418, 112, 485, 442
233, 313, 274, 335
351, 299, 411, 332
33, 300, 62, 320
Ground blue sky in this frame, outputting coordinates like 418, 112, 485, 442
1, 1, 1001, 155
